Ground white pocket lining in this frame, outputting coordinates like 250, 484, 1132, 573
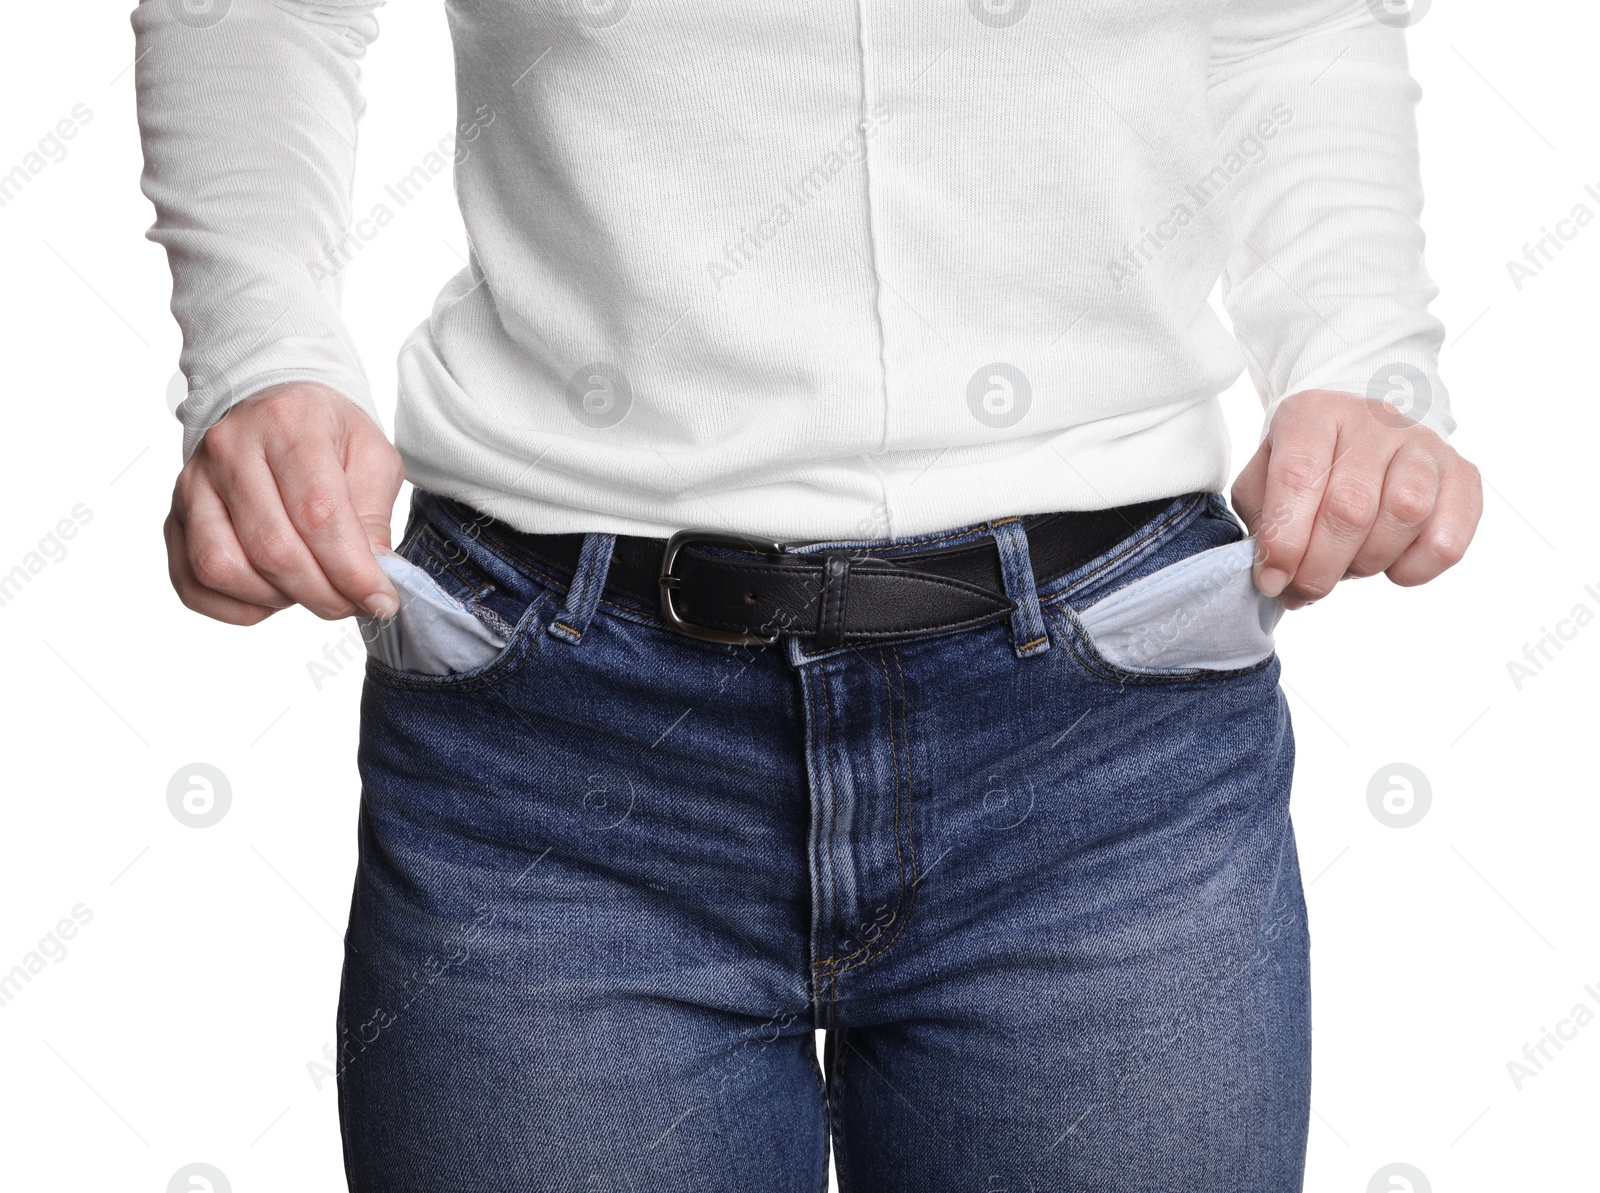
1072, 538, 1284, 673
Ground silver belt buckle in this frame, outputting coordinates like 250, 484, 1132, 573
659, 530, 789, 646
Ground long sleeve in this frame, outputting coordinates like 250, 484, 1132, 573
1208, 0, 1454, 440
126, 2, 1458, 539
132, 0, 385, 459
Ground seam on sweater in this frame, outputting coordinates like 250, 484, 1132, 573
850, 0, 895, 539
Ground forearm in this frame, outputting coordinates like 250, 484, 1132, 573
1209, 0, 1453, 440
132, 0, 385, 458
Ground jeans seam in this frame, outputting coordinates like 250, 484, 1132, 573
1046, 602, 1277, 686
362, 589, 556, 693
829, 1028, 852, 1193
451, 533, 671, 633
812, 646, 917, 976
1039, 492, 1208, 610
397, 519, 428, 560
417, 526, 496, 600
813, 667, 840, 979
812, 1037, 831, 1193
445, 514, 576, 596
793, 517, 1031, 557
411, 493, 565, 606
547, 532, 617, 645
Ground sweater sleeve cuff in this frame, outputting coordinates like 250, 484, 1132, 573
1260, 352, 1456, 444
176, 365, 384, 461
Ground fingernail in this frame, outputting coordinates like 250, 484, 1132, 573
1257, 567, 1289, 598
365, 593, 398, 620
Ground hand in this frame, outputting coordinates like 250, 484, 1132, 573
165, 382, 405, 625
1231, 389, 1482, 610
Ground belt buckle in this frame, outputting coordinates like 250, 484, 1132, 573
659, 530, 789, 645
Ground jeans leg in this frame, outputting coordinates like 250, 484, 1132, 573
338, 571, 827, 1192
800, 504, 1308, 1193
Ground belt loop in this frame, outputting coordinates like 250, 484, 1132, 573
989, 518, 1050, 659
547, 532, 617, 645
815, 551, 852, 649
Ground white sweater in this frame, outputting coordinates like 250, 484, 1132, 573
133, 0, 1452, 540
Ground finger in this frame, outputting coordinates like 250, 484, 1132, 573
212, 452, 360, 621
1343, 446, 1442, 579
1281, 439, 1395, 608
265, 430, 399, 618
344, 424, 406, 555
1252, 401, 1339, 598
177, 472, 294, 609
1386, 460, 1482, 587
165, 510, 279, 626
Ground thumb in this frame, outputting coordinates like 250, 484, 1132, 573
340, 422, 406, 604
343, 424, 406, 590
1231, 437, 1288, 596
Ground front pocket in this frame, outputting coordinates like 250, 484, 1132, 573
360, 554, 510, 676
1062, 538, 1284, 678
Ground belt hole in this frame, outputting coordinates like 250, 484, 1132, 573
744, 591, 758, 605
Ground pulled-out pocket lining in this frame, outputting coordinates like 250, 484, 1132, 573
1048, 538, 1284, 683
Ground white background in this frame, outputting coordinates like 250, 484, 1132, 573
1, 2, 1597, 1190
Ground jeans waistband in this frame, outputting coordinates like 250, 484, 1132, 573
405, 489, 1214, 657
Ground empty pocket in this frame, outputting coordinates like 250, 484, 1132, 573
360, 553, 510, 677
1073, 538, 1284, 673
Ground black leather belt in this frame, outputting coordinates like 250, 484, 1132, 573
462, 495, 1182, 648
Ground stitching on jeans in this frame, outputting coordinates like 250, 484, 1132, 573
811, 646, 917, 974
831, 1027, 852, 1193
403, 522, 496, 604
456, 518, 568, 587
418, 501, 630, 621
397, 520, 428, 559
478, 541, 567, 597
363, 589, 556, 693
828, 965, 841, 1193
837, 644, 920, 975
808, 644, 866, 970
413, 499, 570, 600
417, 497, 1206, 652
417, 526, 496, 599
760, 609, 1015, 649
810, 665, 841, 978
1041, 493, 1207, 606
797, 516, 1036, 556
667, 515, 1029, 565
430, 499, 1189, 636
804, 1025, 830, 1193
810, 653, 914, 970
1047, 604, 1276, 686
809, 658, 899, 972
428, 489, 1118, 592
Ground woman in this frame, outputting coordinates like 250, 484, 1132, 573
134, 0, 1479, 1188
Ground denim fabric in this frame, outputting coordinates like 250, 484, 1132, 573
338, 489, 1309, 1193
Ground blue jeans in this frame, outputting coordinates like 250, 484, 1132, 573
337, 489, 1309, 1192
